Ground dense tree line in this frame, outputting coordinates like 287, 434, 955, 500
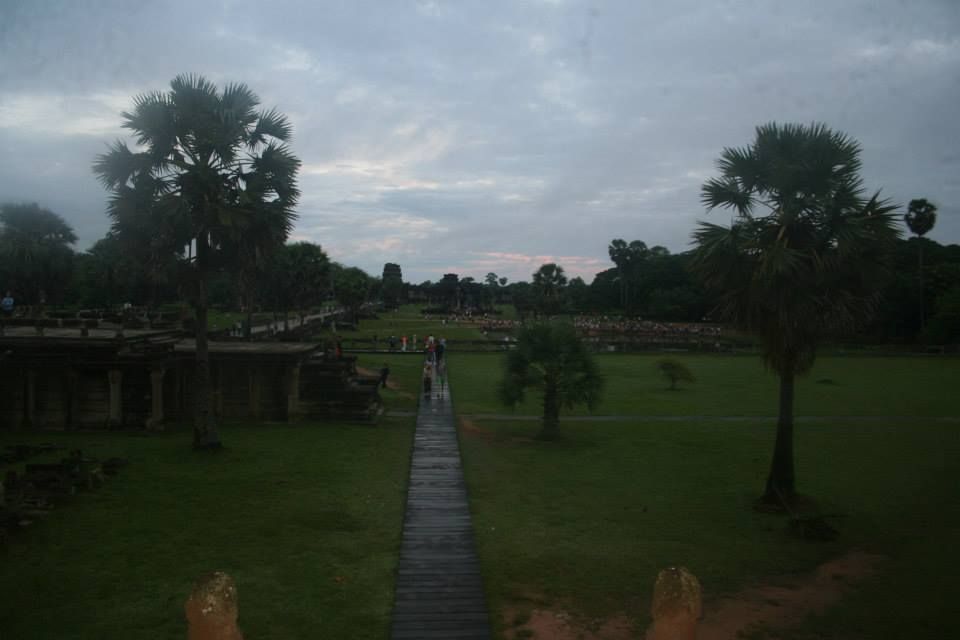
401, 228, 960, 345
3, 201, 956, 346
0, 204, 375, 322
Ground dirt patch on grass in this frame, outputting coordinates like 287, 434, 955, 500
459, 417, 539, 446
698, 550, 885, 639
499, 551, 883, 639
460, 417, 496, 441
503, 605, 635, 640
355, 367, 412, 396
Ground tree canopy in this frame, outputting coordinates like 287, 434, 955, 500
333, 264, 372, 324
0, 202, 77, 304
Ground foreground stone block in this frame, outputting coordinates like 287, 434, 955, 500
647, 566, 701, 640
185, 572, 244, 640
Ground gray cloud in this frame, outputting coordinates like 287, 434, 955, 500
1, 0, 958, 283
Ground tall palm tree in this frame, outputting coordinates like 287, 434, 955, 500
532, 262, 568, 315
904, 198, 938, 330
692, 122, 899, 504
607, 239, 648, 312
93, 74, 300, 449
225, 203, 294, 339
499, 321, 603, 440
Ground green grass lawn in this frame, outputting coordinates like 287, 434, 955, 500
459, 417, 960, 638
0, 422, 414, 640
314, 304, 495, 346
354, 353, 426, 412
449, 353, 960, 417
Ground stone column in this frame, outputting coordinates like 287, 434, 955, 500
25, 369, 38, 428
247, 366, 261, 419
147, 368, 166, 431
107, 369, 123, 428
212, 363, 224, 419
66, 370, 80, 429
173, 363, 183, 418
285, 363, 301, 422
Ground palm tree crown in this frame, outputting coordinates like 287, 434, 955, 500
499, 321, 603, 439
905, 198, 937, 238
93, 73, 300, 256
694, 122, 899, 375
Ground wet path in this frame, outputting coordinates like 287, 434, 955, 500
391, 373, 491, 639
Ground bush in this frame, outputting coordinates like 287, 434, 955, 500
656, 359, 695, 390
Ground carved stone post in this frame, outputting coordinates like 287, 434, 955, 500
107, 369, 123, 428
25, 369, 38, 428
147, 368, 166, 430
247, 367, 261, 419
184, 572, 244, 640
646, 566, 701, 640
286, 363, 301, 422
66, 370, 80, 429
211, 363, 224, 420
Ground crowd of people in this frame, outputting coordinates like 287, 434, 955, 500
473, 315, 722, 340
571, 316, 722, 338
379, 333, 450, 353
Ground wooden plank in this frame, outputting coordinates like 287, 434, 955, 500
390, 375, 491, 639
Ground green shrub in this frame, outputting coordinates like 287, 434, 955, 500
656, 359, 695, 390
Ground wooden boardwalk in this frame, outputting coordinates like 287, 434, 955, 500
391, 374, 492, 639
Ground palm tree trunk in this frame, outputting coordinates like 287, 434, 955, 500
193, 234, 222, 450
538, 379, 561, 440
763, 370, 795, 503
918, 241, 926, 331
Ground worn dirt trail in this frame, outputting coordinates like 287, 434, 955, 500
500, 551, 884, 639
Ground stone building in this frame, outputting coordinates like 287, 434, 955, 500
0, 326, 379, 430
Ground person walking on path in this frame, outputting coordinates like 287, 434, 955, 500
379, 363, 390, 389
1, 291, 13, 335
422, 362, 433, 397
435, 360, 446, 398
401, 335, 407, 351
436, 337, 446, 363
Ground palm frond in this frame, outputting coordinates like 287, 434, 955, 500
249, 108, 294, 148
92, 141, 153, 189
219, 82, 260, 125
701, 177, 753, 214
716, 145, 760, 191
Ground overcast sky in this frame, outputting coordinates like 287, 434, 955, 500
1, 0, 958, 284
